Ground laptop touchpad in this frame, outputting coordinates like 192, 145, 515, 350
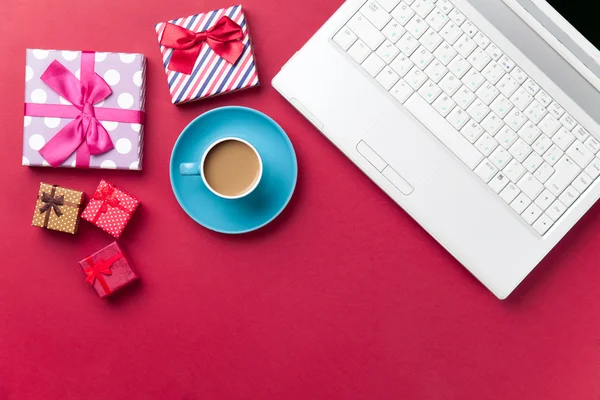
363, 109, 444, 189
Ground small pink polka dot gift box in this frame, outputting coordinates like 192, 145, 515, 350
23, 49, 146, 170
81, 180, 140, 238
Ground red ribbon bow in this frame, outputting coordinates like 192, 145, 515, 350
84, 253, 123, 296
160, 16, 245, 75
91, 184, 127, 223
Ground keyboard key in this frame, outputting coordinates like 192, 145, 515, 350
361, 1, 392, 30
404, 94, 484, 168
437, 0, 454, 14
448, 8, 466, 25
448, 56, 471, 78
559, 186, 580, 207
522, 204, 542, 225
439, 21, 463, 44
453, 86, 476, 109
421, 29, 444, 52
490, 95, 513, 119
474, 133, 498, 156
496, 126, 519, 149
572, 172, 592, 193
418, 80, 442, 103
572, 125, 590, 142
454, 34, 477, 58
467, 99, 490, 123
481, 113, 503, 135
545, 156, 580, 196
425, 7, 449, 31
476, 82, 499, 105
410, 46, 434, 69
376, 40, 401, 63
559, 113, 577, 130
585, 158, 600, 179
347, 39, 371, 63
382, 19, 407, 43
566, 141, 594, 168
391, 2, 416, 26
523, 78, 540, 96
535, 90, 552, 107
505, 108, 527, 132
406, 17, 428, 39
475, 159, 498, 182
497, 74, 519, 98
447, 106, 470, 130
524, 101, 547, 124
460, 120, 484, 143
548, 101, 566, 119
334, 27, 358, 50
485, 43, 503, 61
584, 137, 600, 154
518, 122, 541, 145
348, 13, 386, 50
433, 42, 458, 65
532, 134, 552, 155
481, 61, 505, 85
552, 127, 575, 151
504, 159, 527, 182
546, 200, 566, 221
461, 20, 478, 38
535, 189, 555, 210
439, 72, 461, 95
404, 66, 428, 89
518, 173, 544, 199
509, 88, 533, 111
376, 66, 400, 89
467, 48, 492, 72
390, 54, 414, 76
498, 55, 515, 72
511, 192, 531, 214
510, 67, 528, 84
538, 114, 560, 137
424, 60, 448, 83
362, 53, 386, 76
473, 32, 490, 49
412, 0, 435, 18
509, 138, 532, 162
397, 33, 420, 55
489, 146, 512, 170
462, 69, 485, 91
500, 183, 520, 204
432, 93, 456, 116
532, 214, 553, 235
543, 144, 563, 166
489, 171, 509, 193
378, 0, 401, 12
389, 79, 414, 103
523, 152, 543, 173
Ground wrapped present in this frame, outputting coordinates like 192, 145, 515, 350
79, 242, 138, 298
32, 183, 84, 234
155, 5, 259, 105
81, 180, 140, 238
23, 49, 146, 170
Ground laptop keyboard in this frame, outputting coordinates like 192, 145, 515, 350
333, 0, 600, 236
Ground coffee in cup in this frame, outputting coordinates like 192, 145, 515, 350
180, 137, 263, 199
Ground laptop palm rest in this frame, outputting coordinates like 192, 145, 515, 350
362, 109, 444, 191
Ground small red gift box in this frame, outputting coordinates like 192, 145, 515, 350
79, 242, 138, 298
81, 180, 139, 238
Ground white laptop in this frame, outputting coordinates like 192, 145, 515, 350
273, 0, 600, 299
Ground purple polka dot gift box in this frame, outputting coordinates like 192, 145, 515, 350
23, 49, 146, 170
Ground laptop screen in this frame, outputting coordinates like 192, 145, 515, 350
546, 0, 600, 50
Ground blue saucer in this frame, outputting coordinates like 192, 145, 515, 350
170, 106, 298, 234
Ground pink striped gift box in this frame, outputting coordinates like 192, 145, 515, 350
155, 5, 260, 105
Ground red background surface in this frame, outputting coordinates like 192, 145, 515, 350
2, 0, 600, 399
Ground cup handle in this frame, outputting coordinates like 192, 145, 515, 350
180, 162, 201, 175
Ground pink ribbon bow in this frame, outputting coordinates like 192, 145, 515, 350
24, 52, 145, 168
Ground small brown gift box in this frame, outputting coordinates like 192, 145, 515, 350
32, 183, 84, 234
